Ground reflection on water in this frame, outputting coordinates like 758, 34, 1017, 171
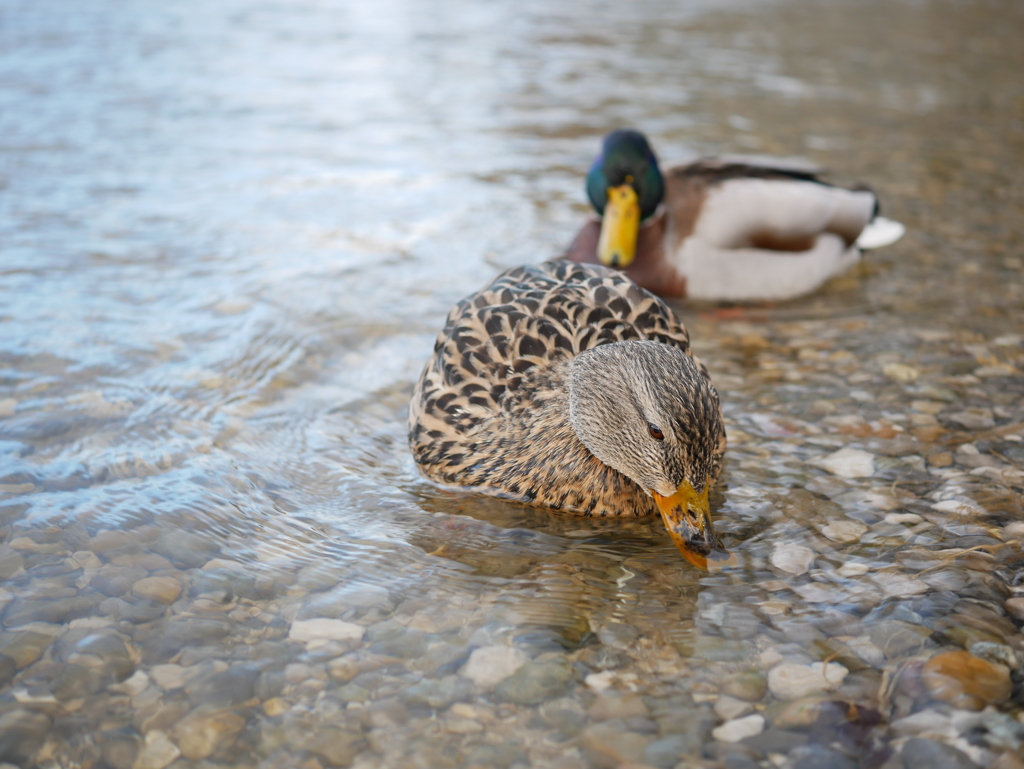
1, 0, 1023, 766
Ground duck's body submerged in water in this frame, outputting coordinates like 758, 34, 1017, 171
408, 259, 729, 568
566, 129, 905, 301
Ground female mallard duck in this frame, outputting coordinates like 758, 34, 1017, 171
566, 129, 905, 301
408, 259, 730, 568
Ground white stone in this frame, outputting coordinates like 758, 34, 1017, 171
872, 572, 928, 597
846, 635, 886, 667
820, 520, 868, 543
767, 662, 849, 700
837, 562, 871, 577
150, 664, 188, 691
885, 513, 924, 525
770, 543, 815, 576
0, 398, 16, 417
931, 499, 986, 518
109, 670, 150, 697
460, 645, 527, 689
132, 730, 180, 769
288, 618, 364, 644
714, 695, 753, 721
816, 448, 875, 479
712, 713, 765, 742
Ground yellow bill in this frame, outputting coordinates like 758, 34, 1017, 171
653, 479, 734, 570
597, 184, 641, 268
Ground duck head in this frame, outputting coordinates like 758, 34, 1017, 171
586, 130, 665, 268
568, 340, 731, 569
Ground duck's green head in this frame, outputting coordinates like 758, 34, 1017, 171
586, 130, 665, 268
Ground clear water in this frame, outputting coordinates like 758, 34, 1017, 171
1, 0, 1022, 767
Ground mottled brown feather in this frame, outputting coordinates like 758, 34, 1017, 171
408, 259, 725, 518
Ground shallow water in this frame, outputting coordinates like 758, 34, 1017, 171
1, 0, 1023, 767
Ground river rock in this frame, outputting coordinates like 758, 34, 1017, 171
288, 618, 364, 645
722, 670, 768, 702
816, 448, 875, 479
714, 695, 754, 721
768, 662, 849, 700
901, 737, 979, 769
1004, 597, 1024, 621
579, 723, 652, 768
820, 520, 868, 544
921, 650, 1011, 710
0, 630, 55, 669
132, 576, 182, 605
0, 546, 24, 580
770, 543, 815, 576
493, 657, 573, 705
460, 645, 527, 689
588, 692, 649, 721
712, 714, 765, 742
0, 709, 51, 766
131, 729, 180, 769
947, 409, 994, 430
171, 708, 246, 760
185, 663, 259, 708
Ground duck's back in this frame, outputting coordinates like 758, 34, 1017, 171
408, 259, 706, 515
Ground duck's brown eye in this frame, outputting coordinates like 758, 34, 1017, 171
648, 423, 664, 441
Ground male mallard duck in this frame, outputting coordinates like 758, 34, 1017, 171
566, 129, 905, 301
408, 259, 729, 568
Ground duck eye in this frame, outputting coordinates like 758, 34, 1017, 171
648, 423, 664, 441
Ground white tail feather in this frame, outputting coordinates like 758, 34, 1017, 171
856, 217, 906, 250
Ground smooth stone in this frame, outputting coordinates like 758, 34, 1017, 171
0, 546, 24, 580
792, 746, 858, 769
99, 597, 167, 624
588, 693, 649, 721
132, 577, 182, 605
302, 726, 366, 767
538, 697, 587, 733
368, 628, 429, 658
101, 730, 141, 769
713, 714, 765, 743
184, 663, 259, 708
0, 709, 51, 766
493, 657, 573, 705
770, 543, 815, 576
152, 530, 219, 569
947, 409, 995, 430
901, 737, 979, 769
820, 520, 868, 544
922, 651, 1011, 710
401, 675, 473, 709
131, 729, 180, 769
768, 662, 849, 700
817, 448, 876, 479
579, 723, 652, 769
1005, 597, 1024, 621
171, 708, 246, 760
722, 671, 768, 702
288, 618, 364, 645
464, 744, 527, 768
3, 595, 99, 626
460, 645, 527, 689
144, 619, 231, 662
714, 695, 754, 721
644, 734, 694, 769
415, 640, 471, 676
262, 698, 289, 717
741, 728, 809, 756
869, 620, 935, 658
0, 630, 55, 669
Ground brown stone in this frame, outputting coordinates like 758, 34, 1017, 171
171, 708, 246, 760
921, 650, 1011, 711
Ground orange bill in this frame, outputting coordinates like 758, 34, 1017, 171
653, 480, 735, 570
597, 184, 641, 268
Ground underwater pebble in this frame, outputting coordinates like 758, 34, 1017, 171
922, 650, 1011, 711
883, 363, 919, 382
722, 671, 767, 702
712, 713, 765, 742
770, 542, 815, 576
820, 520, 868, 543
714, 695, 753, 721
131, 576, 182, 605
493, 658, 573, 705
460, 645, 527, 689
816, 448, 875, 478
171, 709, 246, 760
768, 662, 849, 700
288, 618, 364, 644
901, 737, 980, 769
132, 729, 180, 769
